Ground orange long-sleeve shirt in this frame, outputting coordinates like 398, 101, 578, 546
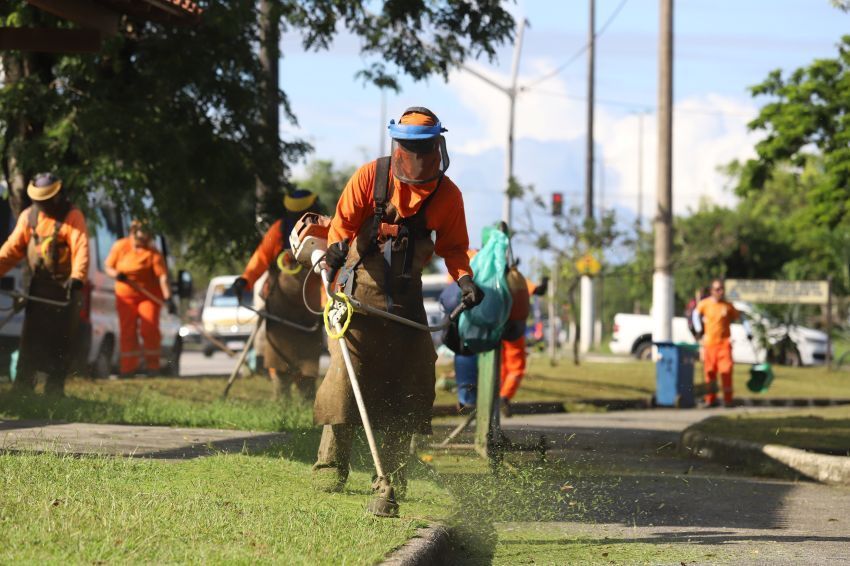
242, 219, 286, 287
696, 298, 740, 346
0, 206, 89, 280
329, 160, 472, 281
105, 237, 168, 298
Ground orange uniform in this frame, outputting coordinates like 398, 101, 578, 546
329, 160, 472, 281
105, 238, 168, 374
242, 219, 287, 287
696, 297, 740, 405
0, 207, 89, 280
499, 279, 541, 400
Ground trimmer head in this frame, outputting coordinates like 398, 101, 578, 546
367, 476, 399, 518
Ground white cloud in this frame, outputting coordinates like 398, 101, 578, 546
447, 62, 760, 218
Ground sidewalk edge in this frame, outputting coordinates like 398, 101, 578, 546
680, 427, 850, 486
380, 523, 451, 566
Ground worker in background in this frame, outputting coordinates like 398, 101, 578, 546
231, 189, 324, 400
692, 278, 751, 407
105, 220, 175, 377
313, 107, 484, 495
0, 173, 89, 395
500, 274, 548, 417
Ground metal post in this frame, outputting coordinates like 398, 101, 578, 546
580, 0, 596, 354
637, 111, 644, 232
503, 19, 527, 228
379, 89, 387, 157
548, 259, 559, 365
652, 0, 674, 345
827, 276, 833, 369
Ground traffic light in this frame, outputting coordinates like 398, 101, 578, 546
552, 192, 563, 216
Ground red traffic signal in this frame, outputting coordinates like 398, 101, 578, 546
552, 192, 563, 216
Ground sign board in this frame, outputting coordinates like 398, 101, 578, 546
725, 279, 829, 305
575, 254, 601, 276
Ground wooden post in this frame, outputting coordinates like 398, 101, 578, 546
475, 344, 502, 460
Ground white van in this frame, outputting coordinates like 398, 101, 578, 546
0, 191, 191, 378
200, 275, 258, 356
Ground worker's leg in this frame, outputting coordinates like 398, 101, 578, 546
14, 335, 37, 392
293, 372, 317, 400
499, 336, 527, 400
381, 428, 412, 497
718, 343, 734, 406
703, 344, 719, 406
116, 295, 141, 375
137, 299, 162, 373
268, 367, 292, 400
313, 424, 354, 492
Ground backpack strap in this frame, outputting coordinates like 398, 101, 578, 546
367, 156, 392, 253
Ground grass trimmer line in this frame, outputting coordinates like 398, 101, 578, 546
291, 213, 468, 518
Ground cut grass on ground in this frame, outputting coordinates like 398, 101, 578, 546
435, 357, 850, 406
0, 449, 451, 564
0, 376, 310, 432
687, 405, 850, 455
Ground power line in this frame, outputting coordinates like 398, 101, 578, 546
525, 88, 755, 118
522, 0, 630, 90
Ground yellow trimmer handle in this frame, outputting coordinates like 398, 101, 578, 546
323, 292, 353, 339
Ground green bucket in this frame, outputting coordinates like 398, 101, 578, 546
746, 362, 774, 393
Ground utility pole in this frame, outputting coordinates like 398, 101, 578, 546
652, 0, 674, 344
379, 89, 387, 156
256, 0, 281, 225
549, 258, 559, 365
637, 111, 645, 232
580, 0, 596, 354
460, 19, 528, 229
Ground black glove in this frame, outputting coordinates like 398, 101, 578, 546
65, 277, 83, 299
533, 276, 549, 297
325, 240, 349, 282
458, 275, 484, 308
116, 272, 128, 282
166, 297, 178, 315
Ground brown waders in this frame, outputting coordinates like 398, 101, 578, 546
14, 207, 81, 396
262, 248, 323, 400
313, 157, 440, 494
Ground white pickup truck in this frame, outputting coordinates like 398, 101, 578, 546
610, 302, 830, 366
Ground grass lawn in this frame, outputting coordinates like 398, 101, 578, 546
435, 357, 850, 406
0, 375, 309, 432
0, 450, 451, 564
687, 405, 850, 455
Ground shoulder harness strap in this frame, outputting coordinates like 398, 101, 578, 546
368, 156, 392, 252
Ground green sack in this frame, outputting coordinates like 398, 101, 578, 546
457, 229, 512, 353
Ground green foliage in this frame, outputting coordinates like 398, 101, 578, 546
0, 0, 514, 265
294, 159, 356, 215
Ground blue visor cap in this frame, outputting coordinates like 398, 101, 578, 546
387, 119, 447, 140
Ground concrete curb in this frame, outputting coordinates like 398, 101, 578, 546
380, 523, 451, 566
680, 426, 850, 486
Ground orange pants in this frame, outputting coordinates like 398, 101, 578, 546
500, 336, 527, 400
116, 294, 162, 374
703, 341, 733, 405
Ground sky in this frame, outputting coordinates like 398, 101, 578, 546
278, 0, 850, 254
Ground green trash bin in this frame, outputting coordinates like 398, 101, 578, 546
747, 362, 774, 393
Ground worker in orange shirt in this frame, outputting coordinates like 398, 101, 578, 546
0, 173, 89, 395
230, 189, 324, 400
313, 107, 484, 495
500, 274, 548, 416
105, 220, 175, 377
693, 278, 750, 407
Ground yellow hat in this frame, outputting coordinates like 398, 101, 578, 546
284, 190, 318, 212
27, 173, 63, 201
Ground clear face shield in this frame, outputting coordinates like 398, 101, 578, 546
390, 135, 450, 185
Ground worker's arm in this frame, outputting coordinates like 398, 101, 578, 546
152, 250, 172, 300
103, 238, 124, 279
65, 209, 89, 281
431, 183, 472, 281
328, 162, 374, 246
0, 212, 31, 277
241, 220, 283, 287
691, 308, 703, 336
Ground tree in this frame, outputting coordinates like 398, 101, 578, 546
0, 0, 514, 263
294, 160, 356, 215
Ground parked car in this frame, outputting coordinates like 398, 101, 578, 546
609, 302, 830, 366
200, 275, 258, 356
0, 193, 191, 378
422, 273, 450, 347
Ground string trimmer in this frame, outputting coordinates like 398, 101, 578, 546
290, 213, 467, 518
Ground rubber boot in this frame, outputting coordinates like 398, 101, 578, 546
312, 424, 353, 493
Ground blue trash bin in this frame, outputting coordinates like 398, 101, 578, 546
654, 342, 698, 408
454, 354, 478, 407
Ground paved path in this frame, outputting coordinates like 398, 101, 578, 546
0, 420, 285, 459
496, 408, 850, 564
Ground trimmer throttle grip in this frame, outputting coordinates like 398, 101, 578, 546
449, 303, 467, 322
